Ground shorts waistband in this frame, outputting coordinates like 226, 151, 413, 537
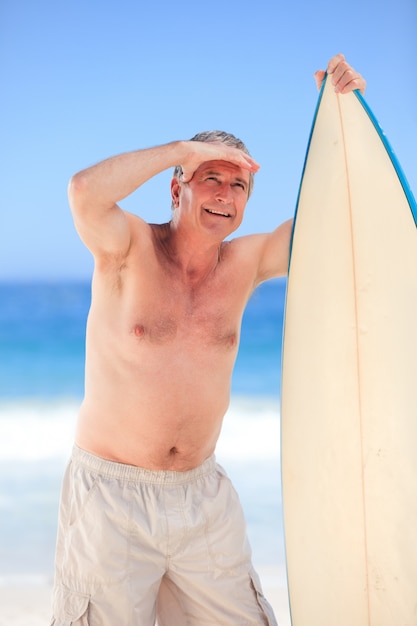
72, 445, 217, 485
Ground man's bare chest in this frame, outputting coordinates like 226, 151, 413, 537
124, 270, 246, 349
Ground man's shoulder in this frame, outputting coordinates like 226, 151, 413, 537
223, 232, 270, 254
124, 213, 170, 252
91, 213, 157, 276
219, 233, 271, 272
124, 210, 154, 233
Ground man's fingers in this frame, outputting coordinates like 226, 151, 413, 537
326, 53, 346, 75
242, 155, 261, 173
314, 70, 326, 91
325, 54, 366, 95
336, 75, 367, 95
181, 148, 260, 184
332, 65, 366, 94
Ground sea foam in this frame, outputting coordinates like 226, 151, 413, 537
0, 395, 280, 464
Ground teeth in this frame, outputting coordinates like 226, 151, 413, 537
206, 209, 230, 217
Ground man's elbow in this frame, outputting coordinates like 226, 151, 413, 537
68, 171, 90, 214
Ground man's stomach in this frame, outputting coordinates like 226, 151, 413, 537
74, 384, 229, 471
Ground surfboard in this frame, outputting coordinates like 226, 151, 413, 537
280, 75, 417, 625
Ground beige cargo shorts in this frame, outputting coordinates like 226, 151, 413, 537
51, 445, 277, 625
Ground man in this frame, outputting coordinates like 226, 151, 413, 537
51, 54, 365, 625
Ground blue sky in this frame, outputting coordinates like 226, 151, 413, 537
1, 0, 416, 280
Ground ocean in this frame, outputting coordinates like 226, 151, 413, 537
0, 278, 286, 584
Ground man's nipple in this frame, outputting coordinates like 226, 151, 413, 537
228, 334, 237, 348
134, 324, 145, 338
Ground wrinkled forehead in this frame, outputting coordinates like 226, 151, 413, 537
195, 159, 251, 182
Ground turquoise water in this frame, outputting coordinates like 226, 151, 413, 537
0, 279, 285, 399
0, 278, 286, 580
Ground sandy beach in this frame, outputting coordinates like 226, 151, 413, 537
0, 567, 291, 625
0, 582, 53, 626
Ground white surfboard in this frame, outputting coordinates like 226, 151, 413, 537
281, 76, 417, 625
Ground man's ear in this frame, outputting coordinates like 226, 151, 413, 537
171, 177, 181, 209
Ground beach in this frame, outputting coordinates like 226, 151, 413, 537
0, 583, 53, 626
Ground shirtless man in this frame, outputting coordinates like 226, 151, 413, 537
51, 55, 365, 625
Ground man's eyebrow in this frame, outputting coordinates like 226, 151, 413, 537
201, 169, 248, 190
203, 169, 222, 176
204, 170, 248, 185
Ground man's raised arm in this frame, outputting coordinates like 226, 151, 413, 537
69, 142, 188, 259
68, 140, 259, 259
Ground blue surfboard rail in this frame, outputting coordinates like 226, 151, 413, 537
353, 88, 417, 228
288, 75, 417, 270
287, 77, 327, 269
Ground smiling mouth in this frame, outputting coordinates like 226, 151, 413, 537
204, 208, 231, 218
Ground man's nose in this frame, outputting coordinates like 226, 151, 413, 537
215, 183, 233, 202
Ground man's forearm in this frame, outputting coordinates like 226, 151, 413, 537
68, 140, 188, 211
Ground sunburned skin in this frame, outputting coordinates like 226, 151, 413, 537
70, 61, 366, 471
75, 219, 262, 471
70, 148, 294, 471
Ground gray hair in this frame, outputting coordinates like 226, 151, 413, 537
173, 130, 254, 199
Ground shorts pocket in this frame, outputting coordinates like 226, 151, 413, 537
203, 473, 251, 571
68, 465, 100, 527
51, 584, 90, 625
249, 569, 277, 626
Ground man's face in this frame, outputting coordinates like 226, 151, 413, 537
171, 160, 250, 238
